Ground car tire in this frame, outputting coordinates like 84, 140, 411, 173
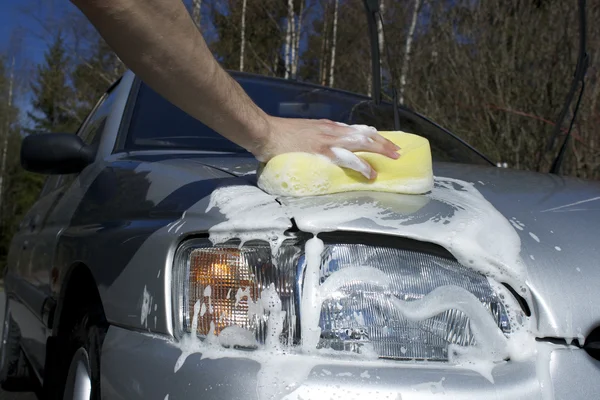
57, 312, 107, 400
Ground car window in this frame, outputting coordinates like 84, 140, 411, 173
124, 75, 490, 165
78, 88, 118, 148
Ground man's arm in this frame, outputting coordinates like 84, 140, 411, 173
70, 0, 400, 179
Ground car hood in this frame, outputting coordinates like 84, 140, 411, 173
106, 153, 599, 341
189, 155, 600, 341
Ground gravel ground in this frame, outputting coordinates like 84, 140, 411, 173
0, 292, 39, 400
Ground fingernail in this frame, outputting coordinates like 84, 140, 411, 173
370, 170, 377, 180
395, 144, 401, 150
391, 152, 400, 159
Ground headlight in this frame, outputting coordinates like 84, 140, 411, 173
172, 238, 301, 347
173, 238, 514, 361
313, 244, 511, 361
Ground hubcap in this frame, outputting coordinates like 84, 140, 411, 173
63, 347, 92, 400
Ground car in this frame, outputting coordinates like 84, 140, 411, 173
2, 7, 600, 400
1, 66, 600, 399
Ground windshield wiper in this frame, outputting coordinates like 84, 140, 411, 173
547, 0, 589, 174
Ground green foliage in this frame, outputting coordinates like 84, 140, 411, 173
0, 130, 44, 271
0, 27, 124, 273
209, 0, 288, 76
0, 55, 44, 272
71, 37, 125, 122
27, 33, 79, 133
0, 56, 18, 133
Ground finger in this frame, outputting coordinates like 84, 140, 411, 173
332, 123, 376, 136
372, 133, 401, 152
349, 126, 401, 152
336, 135, 400, 159
326, 124, 399, 159
331, 124, 398, 151
330, 147, 376, 180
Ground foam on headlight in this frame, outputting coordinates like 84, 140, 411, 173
172, 239, 300, 346
314, 244, 511, 361
174, 238, 512, 361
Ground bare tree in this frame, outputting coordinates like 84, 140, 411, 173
192, 0, 202, 27
319, 1, 330, 86
377, 0, 385, 65
291, 0, 304, 78
290, 6, 296, 78
328, 0, 339, 87
0, 56, 15, 211
399, 0, 421, 105
284, 0, 293, 78
239, 0, 247, 71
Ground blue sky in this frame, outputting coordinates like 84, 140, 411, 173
1, 0, 79, 126
1, 0, 78, 67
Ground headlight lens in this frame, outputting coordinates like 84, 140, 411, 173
314, 244, 510, 360
172, 238, 301, 346
173, 238, 512, 361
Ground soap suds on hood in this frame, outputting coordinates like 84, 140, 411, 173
188, 176, 538, 398
205, 185, 292, 254
282, 177, 530, 297
529, 232, 540, 243
140, 285, 153, 328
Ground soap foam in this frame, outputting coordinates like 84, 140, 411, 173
300, 237, 325, 353
331, 147, 372, 179
283, 177, 529, 298
388, 286, 508, 383
218, 325, 258, 348
194, 176, 540, 397
206, 185, 292, 254
140, 285, 153, 328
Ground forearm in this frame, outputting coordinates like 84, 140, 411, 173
71, 0, 270, 154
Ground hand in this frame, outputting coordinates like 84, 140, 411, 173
254, 116, 401, 180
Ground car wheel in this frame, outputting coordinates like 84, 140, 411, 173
60, 313, 106, 400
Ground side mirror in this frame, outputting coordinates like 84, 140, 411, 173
21, 133, 95, 174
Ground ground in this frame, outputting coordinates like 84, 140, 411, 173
0, 292, 39, 400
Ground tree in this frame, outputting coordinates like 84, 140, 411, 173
70, 37, 125, 122
192, 0, 202, 27
0, 54, 44, 272
398, 0, 421, 105
0, 129, 45, 272
208, 0, 288, 77
328, 0, 339, 87
299, 0, 372, 95
285, 0, 293, 78
0, 55, 16, 215
27, 33, 78, 133
240, 0, 247, 71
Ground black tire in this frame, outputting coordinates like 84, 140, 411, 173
46, 312, 107, 400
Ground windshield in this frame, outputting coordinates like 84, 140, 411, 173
124, 75, 491, 166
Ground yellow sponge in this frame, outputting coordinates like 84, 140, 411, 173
257, 131, 433, 197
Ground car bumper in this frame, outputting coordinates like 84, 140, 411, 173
101, 325, 600, 400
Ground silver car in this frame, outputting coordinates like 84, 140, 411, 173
1, 68, 599, 399
1, 6, 600, 396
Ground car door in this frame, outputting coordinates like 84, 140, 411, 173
11, 81, 121, 375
